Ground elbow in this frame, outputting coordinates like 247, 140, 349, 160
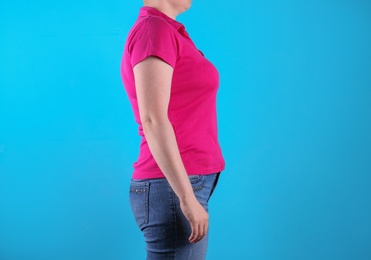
141, 115, 170, 133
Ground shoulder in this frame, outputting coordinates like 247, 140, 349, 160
127, 16, 179, 50
126, 16, 180, 68
132, 16, 176, 35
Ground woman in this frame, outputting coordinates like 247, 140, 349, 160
120, 0, 225, 259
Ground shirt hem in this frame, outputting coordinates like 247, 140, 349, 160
131, 165, 225, 180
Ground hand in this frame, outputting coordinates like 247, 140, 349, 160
179, 195, 209, 244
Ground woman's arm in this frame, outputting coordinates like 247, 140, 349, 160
133, 56, 208, 244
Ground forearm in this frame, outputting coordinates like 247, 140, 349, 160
142, 119, 194, 202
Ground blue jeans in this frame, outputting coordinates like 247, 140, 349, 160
129, 172, 221, 260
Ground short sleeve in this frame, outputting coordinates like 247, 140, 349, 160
128, 17, 178, 68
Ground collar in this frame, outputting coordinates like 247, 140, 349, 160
139, 6, 185, 32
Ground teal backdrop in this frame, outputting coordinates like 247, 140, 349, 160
1, 0, 370, 259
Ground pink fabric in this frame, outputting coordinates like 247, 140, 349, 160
120, 6, 225, 179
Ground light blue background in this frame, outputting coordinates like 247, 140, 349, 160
1, 0, 370, 259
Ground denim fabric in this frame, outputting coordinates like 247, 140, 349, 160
129, 172, 221, 260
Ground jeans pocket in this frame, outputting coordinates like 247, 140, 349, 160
188, 174, 205, 192
129, 181, 150, 230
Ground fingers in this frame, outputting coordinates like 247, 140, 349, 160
189, 223, 198, 244
189, 222, 208, 244
179, 195, 209, 244
189, 224, 199, 244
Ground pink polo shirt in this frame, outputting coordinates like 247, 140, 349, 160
120, 6, 225, 179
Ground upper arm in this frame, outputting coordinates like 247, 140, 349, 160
133, 56, 174, 124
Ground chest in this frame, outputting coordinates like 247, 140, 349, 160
171, 34, 219, 98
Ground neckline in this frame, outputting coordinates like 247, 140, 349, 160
139, 6, 184, 31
